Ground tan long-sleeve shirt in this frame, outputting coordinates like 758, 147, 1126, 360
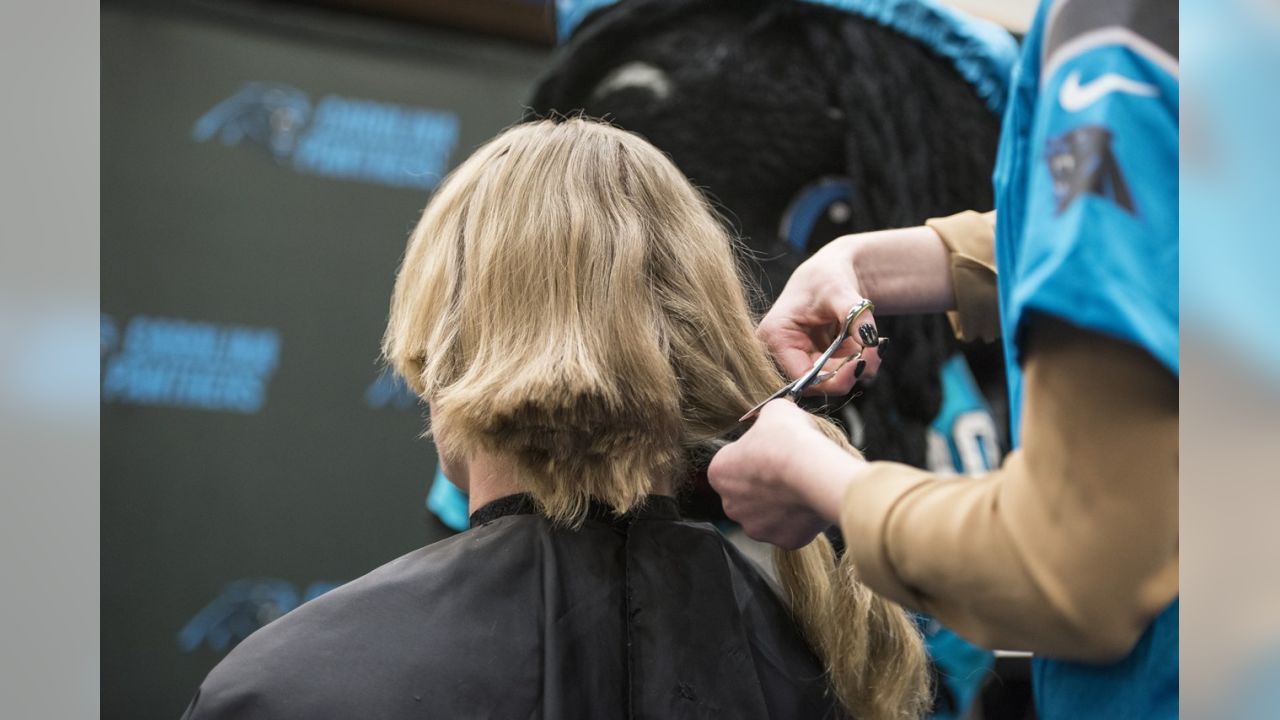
839, 211, 1179, 661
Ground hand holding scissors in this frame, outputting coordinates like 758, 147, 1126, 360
740, 300, 883, 423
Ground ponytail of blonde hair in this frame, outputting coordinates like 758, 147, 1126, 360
384, 118, 929, 719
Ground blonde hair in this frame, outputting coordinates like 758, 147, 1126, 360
384, 118, 929, 719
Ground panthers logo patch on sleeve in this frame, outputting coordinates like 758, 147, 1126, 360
1045, 125, 1135, 215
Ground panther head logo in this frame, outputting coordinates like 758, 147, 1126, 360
177, 577, 338, 653
192, 83, 312, 159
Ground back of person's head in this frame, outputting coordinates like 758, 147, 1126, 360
384, 117, 929, 719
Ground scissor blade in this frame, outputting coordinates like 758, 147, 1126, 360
738, 381, 797, 423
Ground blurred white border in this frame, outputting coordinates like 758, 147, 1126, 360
0, 1, 100, 718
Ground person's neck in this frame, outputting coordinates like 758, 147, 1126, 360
465, 452, 524, 517
465, 450, 676, 517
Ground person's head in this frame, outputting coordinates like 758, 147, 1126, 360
384, 118, 928, 719
384, 118, 782, 521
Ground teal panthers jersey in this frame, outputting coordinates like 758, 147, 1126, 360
993, 0, 1178, 717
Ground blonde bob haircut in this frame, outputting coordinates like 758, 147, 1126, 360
384, 118, 928, 719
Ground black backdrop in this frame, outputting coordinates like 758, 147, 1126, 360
101, 4, 548, 717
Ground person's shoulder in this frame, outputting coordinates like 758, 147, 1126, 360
269, 515, 537, 630
183, 518, 547, 719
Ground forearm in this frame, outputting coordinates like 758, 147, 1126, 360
843, 225, 956, 316
837, 320, 1179, 659
841, 211, 1000, 343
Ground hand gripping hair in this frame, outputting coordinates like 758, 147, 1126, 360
383, 118, 930, 719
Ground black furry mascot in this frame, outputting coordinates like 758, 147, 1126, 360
526, 1, 1019, 716
530, 0, 1013, 474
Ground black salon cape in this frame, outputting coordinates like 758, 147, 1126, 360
181, 494, 844, 719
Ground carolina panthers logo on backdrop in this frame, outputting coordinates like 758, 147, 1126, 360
192, 82, 312, 158
193, 82, 461, 190
178, 578, 340, 653
100, 314, 281, 414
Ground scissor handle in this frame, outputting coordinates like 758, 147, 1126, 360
788, 300, 875, 396
843, 299, 876, 337
738, 300, 877, 423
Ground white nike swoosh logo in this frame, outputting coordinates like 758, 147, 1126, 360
1058, 70, 1158, 112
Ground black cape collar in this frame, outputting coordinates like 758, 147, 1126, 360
469, 493, 680, 528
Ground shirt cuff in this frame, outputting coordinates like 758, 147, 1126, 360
838, 461, 935, 609
925, 210, 1000, 343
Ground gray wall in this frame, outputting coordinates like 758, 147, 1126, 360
101, 5, 548, 716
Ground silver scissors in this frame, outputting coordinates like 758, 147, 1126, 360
739, 299, 882, 423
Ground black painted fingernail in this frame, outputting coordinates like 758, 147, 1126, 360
854, 359, 867, 379
876, 337, 889, 357
858, 323, 879, 347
